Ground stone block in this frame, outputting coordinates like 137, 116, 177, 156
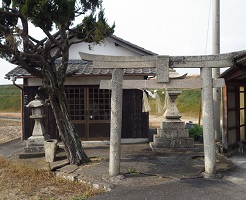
26, 135, 49, 146
161, 120, 185, 129
151, 118, 194, 150
153, 134, 158, 143
19, 151, 45, 159
163, 129, 178, 138
157, 128, 189, 139
154, 138, 194, 148
156, 56, 169, 83
157, 128, 163, 137
24, 146, 44, 153
178, 129, 189, 138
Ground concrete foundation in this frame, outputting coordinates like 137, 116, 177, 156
151, 119, 194, 149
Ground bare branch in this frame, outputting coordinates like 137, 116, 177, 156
19, 14, 29, 51
68, 29, 94, 47
28, 35, 41, 44
52, 48, 62, 60
43, 29, 64, 51
0, 9, 21, 18
69, 38, 86, 47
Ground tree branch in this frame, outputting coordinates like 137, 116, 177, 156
43, 29, 64, 51
0, 9, 21, 18
54, 24, 70, 85
68, 29, 94, 47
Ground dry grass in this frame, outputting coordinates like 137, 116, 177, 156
0, 157, 105, 199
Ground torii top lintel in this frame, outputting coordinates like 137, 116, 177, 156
79, 51, 241, 82
79, 51, 242, 68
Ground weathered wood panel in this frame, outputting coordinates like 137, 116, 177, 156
122, 90, 148, 138
22, 86, 148, 140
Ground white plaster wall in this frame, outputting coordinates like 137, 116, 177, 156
69, 37, 139, 59
30, 37, 145, 87
50, 37, 139, 59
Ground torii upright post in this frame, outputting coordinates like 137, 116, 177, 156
109, 69, 124, 177
201, 67, 217, 177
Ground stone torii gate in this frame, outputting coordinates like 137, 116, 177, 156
79, 51, 241, 178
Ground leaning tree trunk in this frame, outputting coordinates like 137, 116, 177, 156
47, 85, 89, 165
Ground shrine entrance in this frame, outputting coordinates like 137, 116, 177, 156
65, 86, 111, 140
79, 51, 242, 177
65, 86, 148, 140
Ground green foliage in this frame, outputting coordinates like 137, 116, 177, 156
0, 85, 21, 112
0, 85, 20, 95
1, 0, 114, 60
18, 0, 77, 31
10, 0, 107, 33
176, 89, 201, 114
148, 89, 201, 117
188, 124, 203, 140
77, 10, 115, 44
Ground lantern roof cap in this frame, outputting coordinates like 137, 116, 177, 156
26, 94, 45, 108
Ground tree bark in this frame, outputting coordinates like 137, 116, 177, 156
47, 85, 89, 165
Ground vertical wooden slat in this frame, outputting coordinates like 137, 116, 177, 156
121, 89, 148, 138
236, 86, 240, 142
222, 85, 228, 152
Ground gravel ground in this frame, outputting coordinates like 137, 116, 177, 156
0, 113, 21, 144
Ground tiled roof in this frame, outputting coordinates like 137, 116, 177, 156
5, 60, 156, 79
109, 35, 158, 56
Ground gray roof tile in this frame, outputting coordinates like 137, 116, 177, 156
5, 60, 156, 79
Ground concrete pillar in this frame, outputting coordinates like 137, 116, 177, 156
109, 68, 124, 177
201, 68, 217, 177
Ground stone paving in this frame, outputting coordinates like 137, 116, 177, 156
50, 143, 234, 190
223, 151, 246, 187
0, 139, 236, 191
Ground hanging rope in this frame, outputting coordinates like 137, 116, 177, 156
155, 92, 164, 114
163, 90, 172, 112
142, 91, 151, 112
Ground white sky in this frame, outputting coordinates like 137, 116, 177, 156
1, 0, 246, 84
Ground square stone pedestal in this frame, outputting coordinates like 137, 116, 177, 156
19, 135, 50, 159
150, 119, 194, 150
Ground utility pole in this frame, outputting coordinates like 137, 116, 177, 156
212, 0, 221, 141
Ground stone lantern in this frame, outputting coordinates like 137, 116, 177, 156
150, 90, 194, 150
163, 90, 182, 119
20, 94, 50, 158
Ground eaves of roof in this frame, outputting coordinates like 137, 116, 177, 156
109, 35, 158, 56
5, 60, 156, 80
220, 51, 246, 78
